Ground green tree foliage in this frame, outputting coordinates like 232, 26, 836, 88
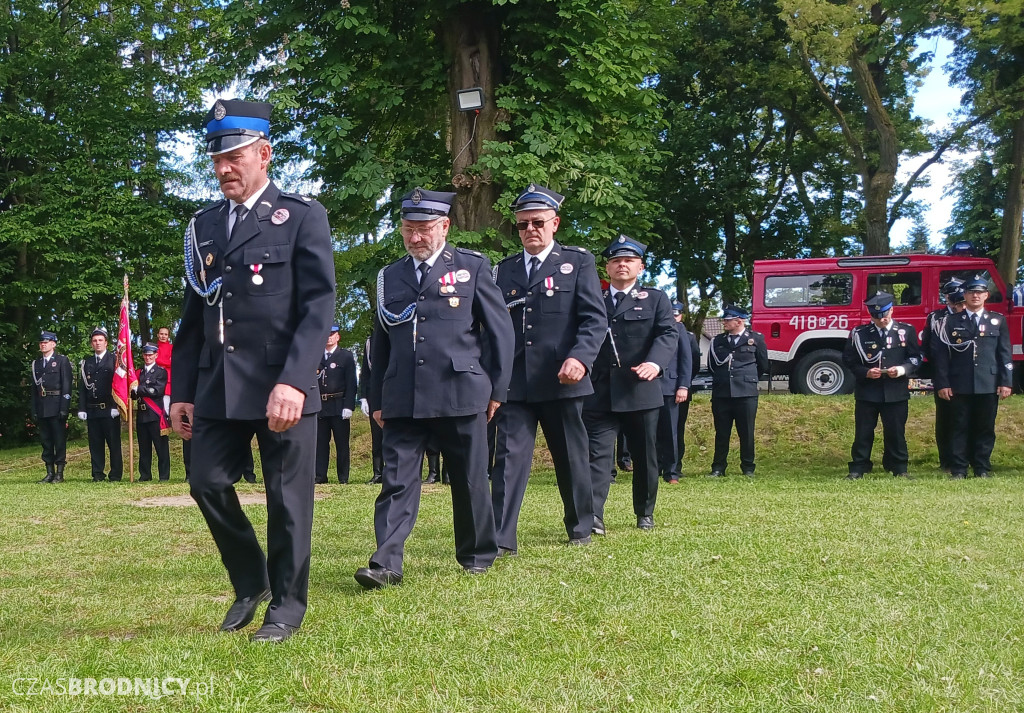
226, 0, 665, 343
0, 0, 226, 444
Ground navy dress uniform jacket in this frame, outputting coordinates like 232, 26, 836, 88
933, 310, 1013, 394
318, 348, 357, 417
79, 352, 118, 414
370, 244, 514, 419
842, 322, 921, 402
171, 182, 337, 418
660, 322, 694, 397
586, 286, 678, 413
135, 365, 169, 423
493, 242, 606, 401
709, 331, 769, 399
31, 354, 73, 419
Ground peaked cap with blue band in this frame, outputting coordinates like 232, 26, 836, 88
204, 99, 272, 156
91, 327, 108, 339
601, 234, 647, 259
942, 278, 966, 303
142, 342, 159, 354
865, 292, 894, 318
721, 305, 749, 320
400, 187, 456, 221
39, 330, 57, 342
511, 184, 564, 213
963, 275, 989, 292
330, 324, 340, 334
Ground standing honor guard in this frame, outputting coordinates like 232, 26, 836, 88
356, 187, 514, 589
31, 330, 73, 483
78, 327, 123, 482
170, 99, 336, 642
921, 280, 966, 472
656, 302, 694, 483
316, 325, 357, 484
133, 343, 171, 481
584, 235, 677, 533
842, 293, 922, 479
933, 276, 1013, 479
707, 306, 768, 477
490, 184, 606, 555
359, 335, 384, 485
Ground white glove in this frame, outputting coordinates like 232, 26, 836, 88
77, 411, 87, 421
342, 408, 353, 419
163, 395, 171, 413
110, 408, 120, 419
360, 398, 369, 417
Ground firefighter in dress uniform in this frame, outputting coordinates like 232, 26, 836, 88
489, 184, 607, 556
583, 235, 677, 533
355, 187, 514, 589
655, 302, 694, 483
316, 325, 357, 484
78, 327, 123, 482
31, 330, 73, 483
933, 276, 1013, 479
921, 280, 966, 472
707, 306, 768, 477
359, 336, 384, 485
842, 292, 921, 479
133, 343, 171, 481
170, 99, 336, 643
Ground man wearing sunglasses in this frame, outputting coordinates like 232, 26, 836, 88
490, 185, 606, 556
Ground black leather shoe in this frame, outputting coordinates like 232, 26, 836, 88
637, 516, 655, 530
497, 547, 518, 558
314, 477, 327, 484
250, 622, 297, 643
219, 588, 271, 632
949, 472, 967, 480
707, 471, 725, 478
846, 472, 863, 480
463, 566, 489, 575
975, 471, 992, 478
368, 474, 383, 485
568, 536, 591, 546
592, 517, 606, 536
354, 566, 402, 589
742, 470, 755, 477
617, 460, 633, 472
53, 466, 65, 483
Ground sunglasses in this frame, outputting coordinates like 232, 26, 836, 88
515, 216, 557, 231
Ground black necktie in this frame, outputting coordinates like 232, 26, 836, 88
973, 313, 981, 328
417, 262, 430, 284
730, 335, 739, 347
230, 205, 248, 240
528, 256, 541, 280
613, 292, 624, 308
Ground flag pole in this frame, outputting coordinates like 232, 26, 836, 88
125, 275, 135, 484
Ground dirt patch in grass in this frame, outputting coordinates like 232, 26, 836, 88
132, 491, 331, 508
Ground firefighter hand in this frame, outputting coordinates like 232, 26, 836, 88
557, 357, 586, 384
267, 384, 305, 432
163, 395, 170, 413
170, 402, 194, 439
938, 388, 953, 401
867, 368, 882, 379
886, 366, 904, 378
998, 386, 1012, 399
632, 362, 661, 381
342, 408, 353, 419
77, 412, 87, 421
110, 409, 120, 419
373, 410, 384, 428
360, 398, 370, 417
675, 388, 689, 404
487, 400, 501, 422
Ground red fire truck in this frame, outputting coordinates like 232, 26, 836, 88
751, 254, 1022, 395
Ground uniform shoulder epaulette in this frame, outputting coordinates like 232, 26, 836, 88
456, 247, 485, 259
749, 330, 765, 338
565, 245, 590, 254
497, 252, 519, 264
279, 191, 316, 206
193, 200, 224, 217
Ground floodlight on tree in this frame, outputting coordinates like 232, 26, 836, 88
456, 88, 485, 112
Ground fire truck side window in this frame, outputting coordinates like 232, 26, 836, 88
764, 273, 853, 307
866, 272, 922, 306
939, 270, 1003, 303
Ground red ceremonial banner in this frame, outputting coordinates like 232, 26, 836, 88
112, 275, 138, 420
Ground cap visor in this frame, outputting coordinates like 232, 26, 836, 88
206, 134, 261, 156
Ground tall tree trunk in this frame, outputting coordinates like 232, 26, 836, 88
998, 109, 1024, 287
443, 2, 504, 246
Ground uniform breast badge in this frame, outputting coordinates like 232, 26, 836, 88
449, 297, 460, 308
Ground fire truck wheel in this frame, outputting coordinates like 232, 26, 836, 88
792, 349, 854, 396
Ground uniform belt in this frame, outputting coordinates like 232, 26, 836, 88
87, 402, 107, 409
139, 401, 148, 411
39, 389, 58, 397
321, 392, 345, 401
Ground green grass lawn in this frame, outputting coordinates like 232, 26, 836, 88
2, 394, 1024, 712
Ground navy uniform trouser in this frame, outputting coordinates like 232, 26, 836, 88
949, 392, 1000, 474
38, 416, 68, 466
849, 399, 909, 474
934, 392, 954, 468
370, 414, 497, 574
711, 396, 758, 473
87, 414, 122, 481
316, 415, 351, 482
137, 418, 171, 480
490, 398, 594, 550
190, 415, 315, 628
584, 407, 660, 522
